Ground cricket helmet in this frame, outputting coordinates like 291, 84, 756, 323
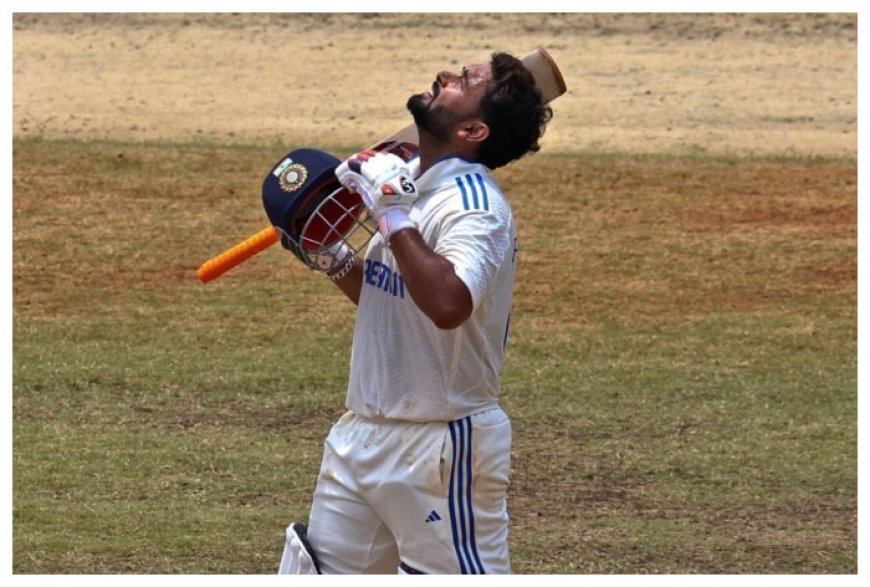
262, 148, 375, 272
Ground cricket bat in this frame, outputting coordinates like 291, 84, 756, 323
196, 47, 567, 283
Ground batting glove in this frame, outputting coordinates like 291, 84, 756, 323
335, 151, 418, 240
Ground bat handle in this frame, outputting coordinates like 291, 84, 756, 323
196, 226, 279, 283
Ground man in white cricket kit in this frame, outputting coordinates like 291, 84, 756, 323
279, 52, 553, 574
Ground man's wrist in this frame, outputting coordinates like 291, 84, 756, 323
326, 251, 356, 281
377, 207, 416, 241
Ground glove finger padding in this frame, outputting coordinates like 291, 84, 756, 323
352, 152, 417, 198
337, 151, 419, 240
378, 170, 418, 205
335, 159, 377, 211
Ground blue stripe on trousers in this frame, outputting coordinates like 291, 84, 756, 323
448, 417, 486, 574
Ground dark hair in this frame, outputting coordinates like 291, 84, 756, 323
476, 52, 554, 170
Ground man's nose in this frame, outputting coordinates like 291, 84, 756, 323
436, 71, 458, 86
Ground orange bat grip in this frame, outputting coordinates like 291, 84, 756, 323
196, 226, 279, 283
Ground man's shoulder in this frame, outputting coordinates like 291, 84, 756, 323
420, 157, 504, 202
419, 157, 493, 186
417, 176, 511, 230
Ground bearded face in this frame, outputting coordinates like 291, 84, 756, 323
406, 91, 462, 142
407, 64, 492, 145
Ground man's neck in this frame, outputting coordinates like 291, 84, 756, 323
416, 127, 475, 175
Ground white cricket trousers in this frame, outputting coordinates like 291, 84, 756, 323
305, 407, 512, 574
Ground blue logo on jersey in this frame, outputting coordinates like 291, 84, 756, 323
364, 259, 405, 299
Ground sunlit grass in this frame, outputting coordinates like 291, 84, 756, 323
13, 138, 856, 573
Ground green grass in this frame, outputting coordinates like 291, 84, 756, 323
12, 138, 856, 573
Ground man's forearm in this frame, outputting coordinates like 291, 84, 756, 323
330, 257, 364, 306
388, 229, 473, 330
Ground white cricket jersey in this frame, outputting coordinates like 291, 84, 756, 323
346, 156, 518, 422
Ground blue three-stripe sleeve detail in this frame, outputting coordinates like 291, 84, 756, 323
475, 174, 489, 210
465, 174, 479, 210
456, 177, 470, 211
455, 174, 490, 211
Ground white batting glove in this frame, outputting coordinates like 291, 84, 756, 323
335, 151, 418, 240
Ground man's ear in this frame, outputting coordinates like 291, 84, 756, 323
458, 120, 490, 143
